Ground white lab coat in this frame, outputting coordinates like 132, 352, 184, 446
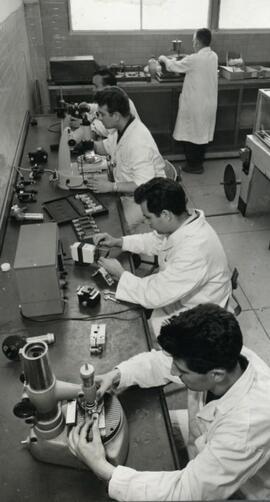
116, 210, 232, 335
103, 118, 165, 231
165, 47, 218, 144
103, 118, 165, 185
108, 346, 270, 501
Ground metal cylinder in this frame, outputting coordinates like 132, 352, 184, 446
172, 39, 182, 54
21, 341, 54, 391
26, 333, 55, 346
80, 363, 96, 407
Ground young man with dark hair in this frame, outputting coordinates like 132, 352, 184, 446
159, 28, 218, 174
92, 68, 117, 88
69, 303, 270, 500
93, 177, 232, 336
87, 88, 165, 232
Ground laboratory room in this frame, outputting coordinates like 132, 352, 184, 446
2, 0, 270, 500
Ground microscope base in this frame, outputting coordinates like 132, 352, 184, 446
26, 395, 129, 469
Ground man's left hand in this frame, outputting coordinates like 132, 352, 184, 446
98, 257, 125, 280
68, 415, 115, 481
88, 178, 114, 193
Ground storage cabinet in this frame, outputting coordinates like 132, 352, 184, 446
124, 86, 174, 154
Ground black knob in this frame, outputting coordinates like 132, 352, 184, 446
2, 335, 26, 360
19, 372, 25, 384
13, 399, 36, 419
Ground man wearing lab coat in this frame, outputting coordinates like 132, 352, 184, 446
159, 28, 218, 174
88, 87, 165, 231
78, 67, 139, 139
69, 304, 270, 500
93, 177, 232, 337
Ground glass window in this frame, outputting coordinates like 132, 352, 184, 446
219, 0, 270, 29
70, 0, 141, 31
143, 0, 209, 30
69, 0, 210, 31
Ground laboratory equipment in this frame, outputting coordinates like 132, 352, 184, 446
14, 341, 129, 468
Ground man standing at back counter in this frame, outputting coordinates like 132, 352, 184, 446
69, 304, 270, 500
159, 28, 218, 175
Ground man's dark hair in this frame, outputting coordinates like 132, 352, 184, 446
92, 68, 117, 87
157, 304, 243, 373
196, 28, 212, 46
134, 177, 187, 216
94, 87, 130, 117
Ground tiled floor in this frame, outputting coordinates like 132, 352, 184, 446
180, 157, 270, 365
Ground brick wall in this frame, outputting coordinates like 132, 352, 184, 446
0, 3, 33, 223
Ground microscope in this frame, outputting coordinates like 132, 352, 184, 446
14, 341, 128, 469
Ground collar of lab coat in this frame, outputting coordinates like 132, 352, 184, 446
117, 117, 140, 146
198, 46, 212, 54
161, 209, 205, 251
197, 350, 256, 421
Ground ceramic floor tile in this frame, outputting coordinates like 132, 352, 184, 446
178, 158, 242, 188
237, 310, 270, 365
208, 213, 270, 235
220, 230, 270, 309
185, 183, 239, 216
254, 308, 270, 341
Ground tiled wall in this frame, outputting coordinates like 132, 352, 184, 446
0, 3, 33, 225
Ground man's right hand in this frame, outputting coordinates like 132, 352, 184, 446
92, 233, 122, 248
95, 369, 121, 401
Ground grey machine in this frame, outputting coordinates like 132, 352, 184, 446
222, 89, 270, 216
14, 340, 129, 469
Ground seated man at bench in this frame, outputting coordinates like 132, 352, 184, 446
69, 303, 270, 501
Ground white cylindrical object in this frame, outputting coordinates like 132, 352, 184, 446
80, 363, 96, 406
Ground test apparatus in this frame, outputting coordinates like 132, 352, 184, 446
14, 340, 129, 468
57, 114, 109, 191
238, 89, 270, 216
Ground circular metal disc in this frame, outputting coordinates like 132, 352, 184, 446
223, 164, 237, 201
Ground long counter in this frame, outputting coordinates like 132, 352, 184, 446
0, 115, 179, 501
48, 76, 270, 157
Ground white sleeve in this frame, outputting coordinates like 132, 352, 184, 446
109, 426, 269, 501
117, 349, 179, 389
116, 248, 207, 309
165, 54, 194, 74
122, 232, 163, 256
127, 144, 161, 186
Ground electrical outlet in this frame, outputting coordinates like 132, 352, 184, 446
90, 324, 106, 355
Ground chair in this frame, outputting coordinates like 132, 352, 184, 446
164, 159, 182, 182
231, 267, 242, 316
